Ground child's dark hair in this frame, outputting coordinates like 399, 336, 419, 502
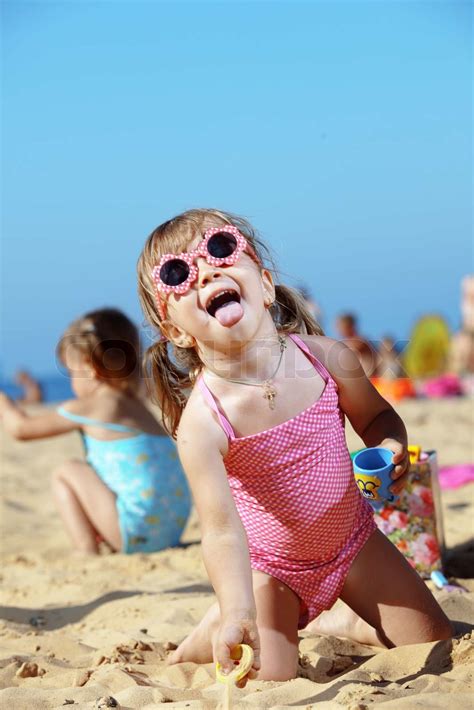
137, 208, 323, 438
58, 308, 139, 386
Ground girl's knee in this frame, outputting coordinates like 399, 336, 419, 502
430, 616, 453, 642
51, 466, 65, 488
422, 602, 453, 643
51, 470, 70, 503
51, 459, 80, 483
51, 461, 80, 499
258, 648, 299, 681
394, 613, 453, 646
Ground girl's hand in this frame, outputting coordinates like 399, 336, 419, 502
214, 610, 261, 687
381, 438, 410, 495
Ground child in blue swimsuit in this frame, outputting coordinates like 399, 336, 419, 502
0, 308, 191, 554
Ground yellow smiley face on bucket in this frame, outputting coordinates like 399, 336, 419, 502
355, 473, 381, 501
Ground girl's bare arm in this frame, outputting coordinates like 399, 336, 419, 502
177, 394, 260, 674
306, 337, 409, 491
0, 393, 79, 440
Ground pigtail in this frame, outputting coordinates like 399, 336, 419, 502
143, 339, 195, 439
272, 284, 324, 336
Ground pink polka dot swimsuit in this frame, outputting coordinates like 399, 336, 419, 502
198, 333, 376, 627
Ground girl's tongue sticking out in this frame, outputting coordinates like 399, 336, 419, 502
215, 301, 244, 327
206, 290, 244, 327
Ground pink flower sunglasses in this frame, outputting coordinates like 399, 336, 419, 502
152, 225, 260, 320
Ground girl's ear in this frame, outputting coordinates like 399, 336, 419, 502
80, 355, 98, 380
89, 363, 100, 379
160, 321, 196, 349
261, 269, 276, 307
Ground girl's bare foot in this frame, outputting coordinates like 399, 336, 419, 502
167, 602, 219, 665
306, 602, 383, 647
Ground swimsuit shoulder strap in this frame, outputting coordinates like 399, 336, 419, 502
288, 333, 332, 382
196, 376, 236, 441
56, 406, 141, 434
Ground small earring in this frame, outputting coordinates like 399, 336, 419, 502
174, 334, 195, 349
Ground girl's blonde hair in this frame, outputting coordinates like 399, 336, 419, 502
57, 308, 140, 388
137, 208, 322, 438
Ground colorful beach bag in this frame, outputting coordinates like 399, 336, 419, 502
353, 448, 445, 578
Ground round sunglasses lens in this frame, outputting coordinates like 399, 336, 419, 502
207, 232, 237, 259
160, 259, 189, 286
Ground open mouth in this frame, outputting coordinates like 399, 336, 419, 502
206, 289, 241, 318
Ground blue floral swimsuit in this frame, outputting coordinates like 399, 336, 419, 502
57, 407, 191, 553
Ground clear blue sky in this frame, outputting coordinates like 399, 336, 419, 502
2, 1, 472, 378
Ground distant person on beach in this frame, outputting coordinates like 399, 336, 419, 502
376, 336, 403, 379
450, 275, 474, 375
137, 208, 451, 682
0, 308, 190, 555
335, 313, 377, 376
15, 369, 43, 403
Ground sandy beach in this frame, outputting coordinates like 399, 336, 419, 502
0, 397, 473, 709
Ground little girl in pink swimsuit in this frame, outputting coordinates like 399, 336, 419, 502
137, 208, 451, 681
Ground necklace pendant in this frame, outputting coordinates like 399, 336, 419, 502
262, 380, 277, 409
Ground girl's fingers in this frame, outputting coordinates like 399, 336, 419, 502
215, 620, 260, 686
389, 445, 410, 491
235, 662, 259, 687
215, 634, 239, 673
391, 460, 410, 492
216, 626, 259, 674
384, 440, 409, 479
386, 440, 405, 461
215, 646, 232, 673
391, 474, 408, 495
393, 459, 408, 476
245, 635, 261, 671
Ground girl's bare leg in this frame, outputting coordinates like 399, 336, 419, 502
309, 530, 452, 647
51, 459, 122, 554
167, 601, 218, 665
168, 570, 300, 681
307, 601, 384, 646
